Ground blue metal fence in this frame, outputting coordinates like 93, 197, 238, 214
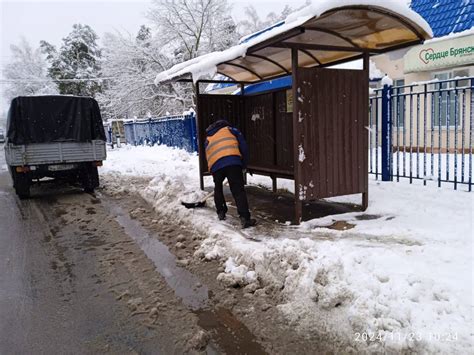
369, 77, 473, 191
123, 113, 198, 153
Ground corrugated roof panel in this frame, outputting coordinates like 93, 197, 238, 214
411, 0, 473, 37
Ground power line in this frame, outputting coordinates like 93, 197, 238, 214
0, 76, 118, 83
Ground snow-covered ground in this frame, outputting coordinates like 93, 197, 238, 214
368, 147, 474, 191
102, 144, 473, 354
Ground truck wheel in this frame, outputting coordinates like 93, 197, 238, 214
82, 166, 99, 193
13, 171, 31, 199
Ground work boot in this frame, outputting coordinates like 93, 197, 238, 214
240, 217, 257, 229
217, 211, 226, 220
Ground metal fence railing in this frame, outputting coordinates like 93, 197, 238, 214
369, 77, 473, 191
123, 112, 198, 153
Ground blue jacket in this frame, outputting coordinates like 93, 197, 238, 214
205, 120, 249, 174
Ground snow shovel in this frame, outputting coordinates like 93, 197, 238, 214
181, 181, 228, 208
181, 190, 215, 208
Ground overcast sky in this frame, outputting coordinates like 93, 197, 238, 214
0, 0, 307, 63
0, 0, 307, 114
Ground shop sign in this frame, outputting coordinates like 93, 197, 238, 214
404, 34, 473, 73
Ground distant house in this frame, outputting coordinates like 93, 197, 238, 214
372, 0, 473, 86
371, 0, 473, 153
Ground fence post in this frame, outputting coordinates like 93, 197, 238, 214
132, 121, 137, 146
148, 118, 153, 146
190, 112, 198, 152
381, 84, 393, 181
191, 112, 198, 152
469, 79, 473, 192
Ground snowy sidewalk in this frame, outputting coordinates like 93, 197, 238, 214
102, 145, 473, 354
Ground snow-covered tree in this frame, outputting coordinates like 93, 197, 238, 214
42, 24, 102, 97
100, 0, 241, 118
146, 0, 239, 106
136, 25, 152, 46
97, 28, 193, 119
2, 38, 58, 103
237, 2, 311, 37
237, 6, 264, 36
147, 0, 238, 62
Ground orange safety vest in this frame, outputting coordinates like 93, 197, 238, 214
205, 127, 241, 171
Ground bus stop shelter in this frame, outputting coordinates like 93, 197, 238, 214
155, 2, 432, 223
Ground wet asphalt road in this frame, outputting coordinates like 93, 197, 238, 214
0, 169, 90, 353
0, 145, 269, 355
0, 144, 342, 355
0, 147, 164, 354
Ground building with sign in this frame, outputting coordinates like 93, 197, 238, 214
370, 0, 473, 155
372, 0, 473, 86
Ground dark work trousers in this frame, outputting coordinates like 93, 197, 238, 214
212, 165, 250, 220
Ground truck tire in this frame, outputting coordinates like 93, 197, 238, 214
13, 171, 31, 199
82, 166, 99, 193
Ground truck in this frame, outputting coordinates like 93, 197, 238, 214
4, 95, 107, 199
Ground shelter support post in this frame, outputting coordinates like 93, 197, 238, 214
362, 192, 368, 210
292, 48, 303, 224
272, 175, 277, 193
363, 53, 370, 210
239, 83, 248, 187
381, 84, 393, 182
196, 81, 205, 190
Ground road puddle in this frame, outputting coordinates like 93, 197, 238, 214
326, 220, 355, 230
102, 198, 266, 354
197, 308, 266, 355
105, 201, 209, 310
355, 214, 382, 221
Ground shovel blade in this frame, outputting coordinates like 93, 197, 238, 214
181, 201, 206, 209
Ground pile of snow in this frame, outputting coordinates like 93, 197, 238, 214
216, 257, 258, 288
102, 144, 198, 179
381, 74, 394, 87
103, 144, 472, 353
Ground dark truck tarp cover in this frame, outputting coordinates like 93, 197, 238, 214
7, 96, 106, 144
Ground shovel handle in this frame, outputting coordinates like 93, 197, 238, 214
200, 190, 214, 203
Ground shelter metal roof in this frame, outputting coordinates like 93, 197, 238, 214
155, 1, 433, 85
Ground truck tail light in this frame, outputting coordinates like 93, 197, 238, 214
15, 166, 31, 173
92, 161, 103, 167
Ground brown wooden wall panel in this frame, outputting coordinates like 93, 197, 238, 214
244, 93, 275, 168
198, 91, 295, 175
197, 95, 245, 172
198, 95, 245, 132
274, 90, 294, 169
296, 67, 368, 200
